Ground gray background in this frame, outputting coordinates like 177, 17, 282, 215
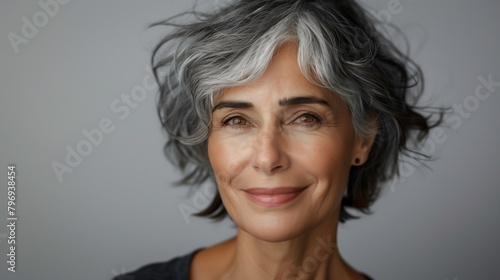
1, 0, 499, 279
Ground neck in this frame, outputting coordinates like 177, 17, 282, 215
220, 225, 354, 280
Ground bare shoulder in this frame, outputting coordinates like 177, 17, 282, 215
189, 237, 236, 280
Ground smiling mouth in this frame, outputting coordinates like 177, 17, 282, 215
243, 187, 307, 207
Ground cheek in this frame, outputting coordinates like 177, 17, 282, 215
295, 133, 354, 174
207, 134, 249, 221
297, 135, 354, 202
208, 137, 227, 183
312, 143, 352, 177
207, 133, 248, 187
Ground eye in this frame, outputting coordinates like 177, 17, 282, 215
294, 113, 321, 126
297, 115, 316, 123
223, 116, 248, 128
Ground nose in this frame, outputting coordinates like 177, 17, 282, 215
251, 126, 290, 174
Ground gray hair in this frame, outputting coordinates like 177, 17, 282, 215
151, 0, 441, 222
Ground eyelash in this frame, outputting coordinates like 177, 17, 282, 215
221, 113, 322, 129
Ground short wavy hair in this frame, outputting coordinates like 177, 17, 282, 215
151, 0, 440, 222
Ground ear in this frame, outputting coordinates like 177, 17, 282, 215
351, 120, 377, 166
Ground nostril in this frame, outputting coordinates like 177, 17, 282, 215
270, 165, 283, 172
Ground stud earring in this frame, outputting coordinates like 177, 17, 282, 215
354, 158, 360, 164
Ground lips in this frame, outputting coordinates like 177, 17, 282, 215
243, 187, 307, 207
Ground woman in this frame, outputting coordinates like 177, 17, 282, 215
117, 0, 440, 279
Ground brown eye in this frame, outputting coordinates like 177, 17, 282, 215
232, 117, 246, 125
298, 115, 315, 123
224, 116, 247, 127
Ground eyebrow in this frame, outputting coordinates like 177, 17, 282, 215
213, 96, 329, 112
278, 96, 329, 107
212, 101, 254, 112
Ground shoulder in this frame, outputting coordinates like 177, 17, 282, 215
112, 249, 203, 280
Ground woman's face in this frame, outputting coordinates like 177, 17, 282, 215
208, 44, 374, 242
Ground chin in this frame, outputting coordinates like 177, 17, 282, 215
224, 186, 343, 243
235, 208, 323, 243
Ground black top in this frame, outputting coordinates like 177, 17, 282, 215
113, 249, 374, 280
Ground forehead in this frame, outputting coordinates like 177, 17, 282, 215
216, 43, 340, 106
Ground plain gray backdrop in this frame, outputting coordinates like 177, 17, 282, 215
1, 0, 499, 279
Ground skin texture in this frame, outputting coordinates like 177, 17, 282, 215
191, 43, 376, 280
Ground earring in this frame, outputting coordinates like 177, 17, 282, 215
354, 158, 360, 164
